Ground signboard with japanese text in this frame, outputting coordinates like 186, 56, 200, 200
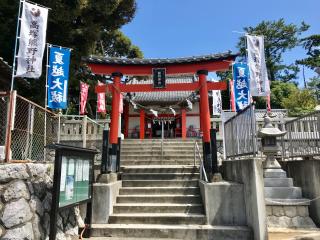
80, 82, 89, 115
16, 2, 48, 78
97, 81, 106, 113
49, 145, 96, 240
47, 47, 71, 109
247, 35, 270, 96
233, 63, 250, 112
153, 68, 166, 88
59, 155, 91, 208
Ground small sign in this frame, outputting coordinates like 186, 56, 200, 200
48, 144, 97, 240
153, 68, 166, 88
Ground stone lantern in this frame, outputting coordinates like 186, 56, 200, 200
258, 114, 286, 169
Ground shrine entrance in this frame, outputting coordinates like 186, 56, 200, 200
84, 51, 237, 161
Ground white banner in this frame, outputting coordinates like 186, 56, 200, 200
16, 2, 48, 78
246, 35, 270, 96
211, 79, 222, 115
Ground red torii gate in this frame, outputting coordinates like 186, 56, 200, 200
83, 52, 237, 156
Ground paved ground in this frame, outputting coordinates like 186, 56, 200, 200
85, 228, 320, 240
269, 228, 320, 240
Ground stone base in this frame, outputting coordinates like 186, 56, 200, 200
266, 205, 316, 228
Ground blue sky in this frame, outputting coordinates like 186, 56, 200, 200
122, 0, 319, 86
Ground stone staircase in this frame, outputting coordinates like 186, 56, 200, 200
264, 168, 317, 228
91, 139, 252, 239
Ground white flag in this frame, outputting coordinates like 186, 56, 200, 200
212, 90, 222, 115
246, 35, 270, 96
16, 2, 48, 78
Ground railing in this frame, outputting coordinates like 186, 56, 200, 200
194, 140, 208, 182
282, 111, 320, 159
8, 92, 59, 161
0, 91, 108, 162
223, 104, 257, 159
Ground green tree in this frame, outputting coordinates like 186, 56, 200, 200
0, 0, 142, 111
238, 19, 309, 82
269, 81, 298, 108
296, 34, 320, 70
307, 76, 320, 102
282, 89, 317, 116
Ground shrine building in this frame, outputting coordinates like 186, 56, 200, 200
84, 51, 237, 158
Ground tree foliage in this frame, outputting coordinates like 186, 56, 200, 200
0, 0, 142, 112
296, 34, 320, 71
282, 89, 317, 116
237, 19, 309, 82
307, 76, 320, 102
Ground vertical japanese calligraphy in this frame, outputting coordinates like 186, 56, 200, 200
233, 63, 250, 112
47, 47, 71, 109
246, 35, 270, 97
80, 82, 89, 115
16, 2, 48, 78
97, 81, 106, 113
211, 80, 222, 116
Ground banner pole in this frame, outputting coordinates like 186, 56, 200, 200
10, 0, 23, 91
44, 43, 50, 160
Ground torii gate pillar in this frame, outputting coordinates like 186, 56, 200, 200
110, 72, 122, 145
198, 70, 211, 143
198, 70, 212, 176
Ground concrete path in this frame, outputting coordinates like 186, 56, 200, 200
269, 228, 320, 240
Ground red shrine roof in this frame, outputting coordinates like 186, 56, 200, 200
83, 51, 238, 76
129, 75, 195, 104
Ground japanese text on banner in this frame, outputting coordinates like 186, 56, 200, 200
233, 63, 250, 112
47, 47, 71, 109
80, 82, 89, 115
16, 2, 48, 78
97, 81, 106, 113
246, 35, 270, 96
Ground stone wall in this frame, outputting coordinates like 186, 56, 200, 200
281, 159, 320, 227
222, 158, 268, 240
0, 163, 81, 240
266, 205, 315, 228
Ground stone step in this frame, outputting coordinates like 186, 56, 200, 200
90, 224, 252, 240
264, 169, 287, 178
121, 155, 195, 160
121, 166, 198, 174
121, 150, 195, 156
121, 145, 201, 149
121, 173, 200, 181
122, 180, 199, 188
116, 195, 202, 204
264, 178, 293, 187
119, 187, 200, 195
121, 160, 198, 166
264, 187, 302, 199
121, 142, 202, 148
113, 203, 204, 214
265, 198, 311, 206
108, 213, 206, 225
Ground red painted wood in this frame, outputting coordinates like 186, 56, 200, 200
123, 101, 129, 138
181, 109, 186, 140
140, 109, 145, 140
95, 81, 227, 94
199, 73, 211, 143
87, 58, 234, 76
110, 75, 121, 144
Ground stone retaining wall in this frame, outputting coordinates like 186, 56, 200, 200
0, 163, 82, 240
266, 205, 316, 228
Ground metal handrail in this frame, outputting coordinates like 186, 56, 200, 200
194, 140, 208, 182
